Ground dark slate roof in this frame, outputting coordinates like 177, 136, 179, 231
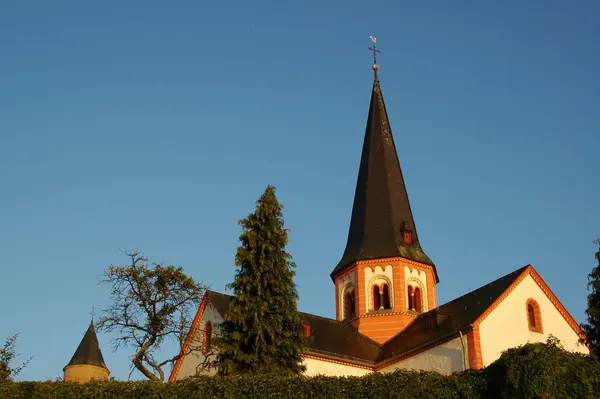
300, 313, 380, 364
206, 290, 232, 319
332, 78, 436, 279
203, 266, 528, 366
379, 266, 528, 360
64, 320, 109, 371
205, 290, 381, 364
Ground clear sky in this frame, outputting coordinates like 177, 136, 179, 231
1, 0, 599, 382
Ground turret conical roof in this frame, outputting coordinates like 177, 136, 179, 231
64, 320, 109, 371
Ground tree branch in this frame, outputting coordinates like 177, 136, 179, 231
96, 250, 205, 381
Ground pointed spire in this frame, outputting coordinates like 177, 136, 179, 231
332, 65, 437, 280
64, 320, 109, 371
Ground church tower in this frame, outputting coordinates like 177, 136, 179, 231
63, 320, 110, 383
332, 44, 439, 344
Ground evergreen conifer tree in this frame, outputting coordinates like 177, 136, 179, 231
581, 238, 600, 359
217, 185, 309, 375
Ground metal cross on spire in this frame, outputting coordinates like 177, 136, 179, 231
368, 35, 383, 80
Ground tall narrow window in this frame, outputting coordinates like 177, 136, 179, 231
407, 286, 414, 310
382, 284, 391, 309
202, 321, 212, 355
373, 285, 381, 310
344, 290, 355, 320
303, 323, 311, 336
527, 304, 536, 328
404, 231, 413, 245
526, 299, 543, 333
413, 287, 422, 313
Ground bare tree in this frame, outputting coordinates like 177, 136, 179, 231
0, 333, 32, 382
97, 250, 206, 382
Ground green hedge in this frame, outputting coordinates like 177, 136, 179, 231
0, 372, 485, 399
484, 337, 600, 398
1, 341, 598, 399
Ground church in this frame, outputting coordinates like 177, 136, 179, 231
169, 54, 588, 380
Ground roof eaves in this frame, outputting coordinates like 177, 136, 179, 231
304, 349, 377, 368
377, 329, 466, 367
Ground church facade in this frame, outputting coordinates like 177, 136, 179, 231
169, 63, 587, 381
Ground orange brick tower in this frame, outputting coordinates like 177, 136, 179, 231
332, 49, 439, 344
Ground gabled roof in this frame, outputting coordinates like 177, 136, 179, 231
205, 290, 231, 319
379, 266, 529, 361
171, 265, 584, 378
64, 320, 109, 371
205, 290, 381, 364
199, 266, 527, 365
332, 77, 436, 279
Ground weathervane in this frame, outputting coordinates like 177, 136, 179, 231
368, 35, 383, 80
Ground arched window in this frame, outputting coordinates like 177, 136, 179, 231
382, 284, 391, 309
526, 299, 543, 333
373, 285, 381, 310
527, 304, 536, 327
368, 276, 393, 312
202, 321, 212, 355
413, 287, 422, 313
344, 290, 356, 320
407, 281, 425, 313
407, 285, 414, 310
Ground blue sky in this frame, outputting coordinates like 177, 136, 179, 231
1, 0, 599, 381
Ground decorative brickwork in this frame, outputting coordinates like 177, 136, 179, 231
526, 267, 583, 338
333, 257, 437, 344
526, 298, 543, 334
169, 293, 208, 381
466, 325, 483, 370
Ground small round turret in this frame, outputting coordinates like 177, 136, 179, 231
63, 320, 110, 383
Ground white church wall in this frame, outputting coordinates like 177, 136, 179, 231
378, 336, 467, 375
302, 356, 372, 377
176, 302, 224, 379
478, 274, 588, 367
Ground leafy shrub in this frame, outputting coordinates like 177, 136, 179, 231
0, 339, 597, 399
0, 372, 485, 399
484, 336, 600, 399
0, 334, 31, 382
